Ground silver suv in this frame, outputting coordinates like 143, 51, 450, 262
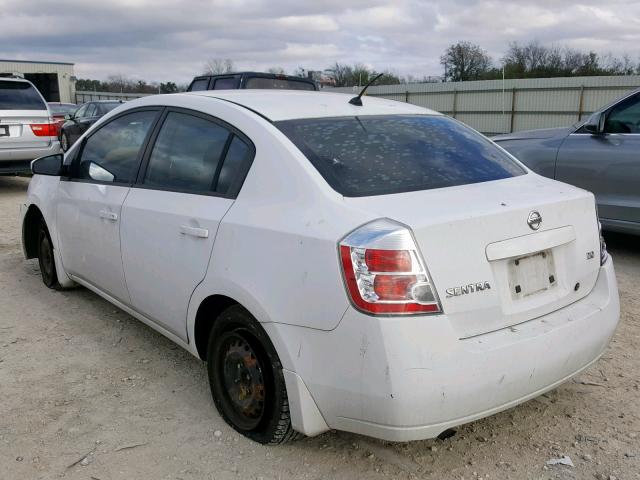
0, 77, 61, 174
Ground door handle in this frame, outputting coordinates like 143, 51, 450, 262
99, 210, 118, 221
180, 225, 209, 238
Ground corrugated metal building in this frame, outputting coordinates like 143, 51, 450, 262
331, 75, 640, 134
0, 59, 76, 103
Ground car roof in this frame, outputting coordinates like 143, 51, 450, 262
183, 90, 439, 121
0, 77, 31, 84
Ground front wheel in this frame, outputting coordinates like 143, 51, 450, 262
37, 221, 60, 289
207, 305, 301, 444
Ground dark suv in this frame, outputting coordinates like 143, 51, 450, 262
187, 72, 317, 92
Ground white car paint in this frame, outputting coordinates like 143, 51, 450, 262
22, 90, 620, 442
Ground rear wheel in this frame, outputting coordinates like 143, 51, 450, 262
207, 305, 301, 444
37, 221, 60, 289
60, 131, 69, 152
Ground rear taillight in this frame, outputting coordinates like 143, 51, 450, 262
594, 200, 608, 266
339, 218, 442, 315
30, 123, 58, 137
599, 222, 608, 266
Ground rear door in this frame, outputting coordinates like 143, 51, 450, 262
556, 93, 640, 226
0, 80, 51, 153
120, 108, 254, 340
56, 108, 160, 303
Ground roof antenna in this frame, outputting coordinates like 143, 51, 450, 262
349, 73, 383, 106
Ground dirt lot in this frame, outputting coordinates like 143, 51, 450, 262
0, 175, 638, 480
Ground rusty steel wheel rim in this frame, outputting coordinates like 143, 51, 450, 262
218, 331, 266, 430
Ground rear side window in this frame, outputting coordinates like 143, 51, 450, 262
213, 77, 238, 90
0, 81, 46, 110
84, 104, 97, 117
48, 103, 76, 115
143, 112, 230, 192
244, 77, 315, 91
277, 115, 525, 197
76, 110, 157, 184
189, 79, 209, 91
216, 136, 251, 195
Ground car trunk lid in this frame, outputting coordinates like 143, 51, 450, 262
0, 109, 52, 149
343, 175, 601, 338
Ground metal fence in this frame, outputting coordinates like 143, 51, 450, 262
75, 90, 152, 103
331, 75, 640, 134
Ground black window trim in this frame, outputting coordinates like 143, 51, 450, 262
132, 106, 256, 200
62, 106, 164, 186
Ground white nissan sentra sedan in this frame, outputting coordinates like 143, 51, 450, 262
21, 90, 620, 444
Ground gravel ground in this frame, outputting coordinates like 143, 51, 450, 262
1, 175, 638, 480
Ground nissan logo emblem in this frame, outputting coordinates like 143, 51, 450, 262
527, 211, 542, 230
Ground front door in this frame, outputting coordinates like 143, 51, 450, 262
556, 93, 640, 227
56, 108, 160, 303
120, 109, 254, 340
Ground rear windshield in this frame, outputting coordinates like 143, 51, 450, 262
0, 81, 46, 110
100, 102, 121, 114
277, 115, 525, 197
245, 77, 315, 91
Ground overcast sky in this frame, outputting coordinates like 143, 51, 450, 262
1, 0, 639, 84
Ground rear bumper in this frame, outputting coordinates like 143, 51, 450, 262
0, 142, 61, 173
274, 259, 619, 441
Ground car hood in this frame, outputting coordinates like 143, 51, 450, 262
492, 126, 573, 142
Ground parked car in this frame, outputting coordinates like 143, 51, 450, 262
21, 91, 619, 444
48, 102, 77, 132
187, 71, 317, 92
59, 100, 123, 151
0, 77, 60, 175
493, 88, 640, 235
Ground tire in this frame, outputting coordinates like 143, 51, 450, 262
207, 305, 302, 445
60, 132, 70, 152
37, 220, 60, 289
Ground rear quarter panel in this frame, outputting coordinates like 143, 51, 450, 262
180, 97, 375, 349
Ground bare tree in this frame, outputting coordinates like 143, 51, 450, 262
267, 67, 286, 74
440, 41, 493, 81
203, 58, 234, 75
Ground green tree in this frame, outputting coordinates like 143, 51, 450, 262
440, 41, 493, 81
160, 82, 178, 93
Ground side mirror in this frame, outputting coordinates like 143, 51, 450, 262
64, 113, 72, 120
31, 154, 64, 176
583, 112, 605, 135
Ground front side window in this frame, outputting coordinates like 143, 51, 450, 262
605, 94, 640, 133
0, 80, 46, 110
277, 115, 525, 197
143, 112, 231, 192
75, 110, 157, 184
